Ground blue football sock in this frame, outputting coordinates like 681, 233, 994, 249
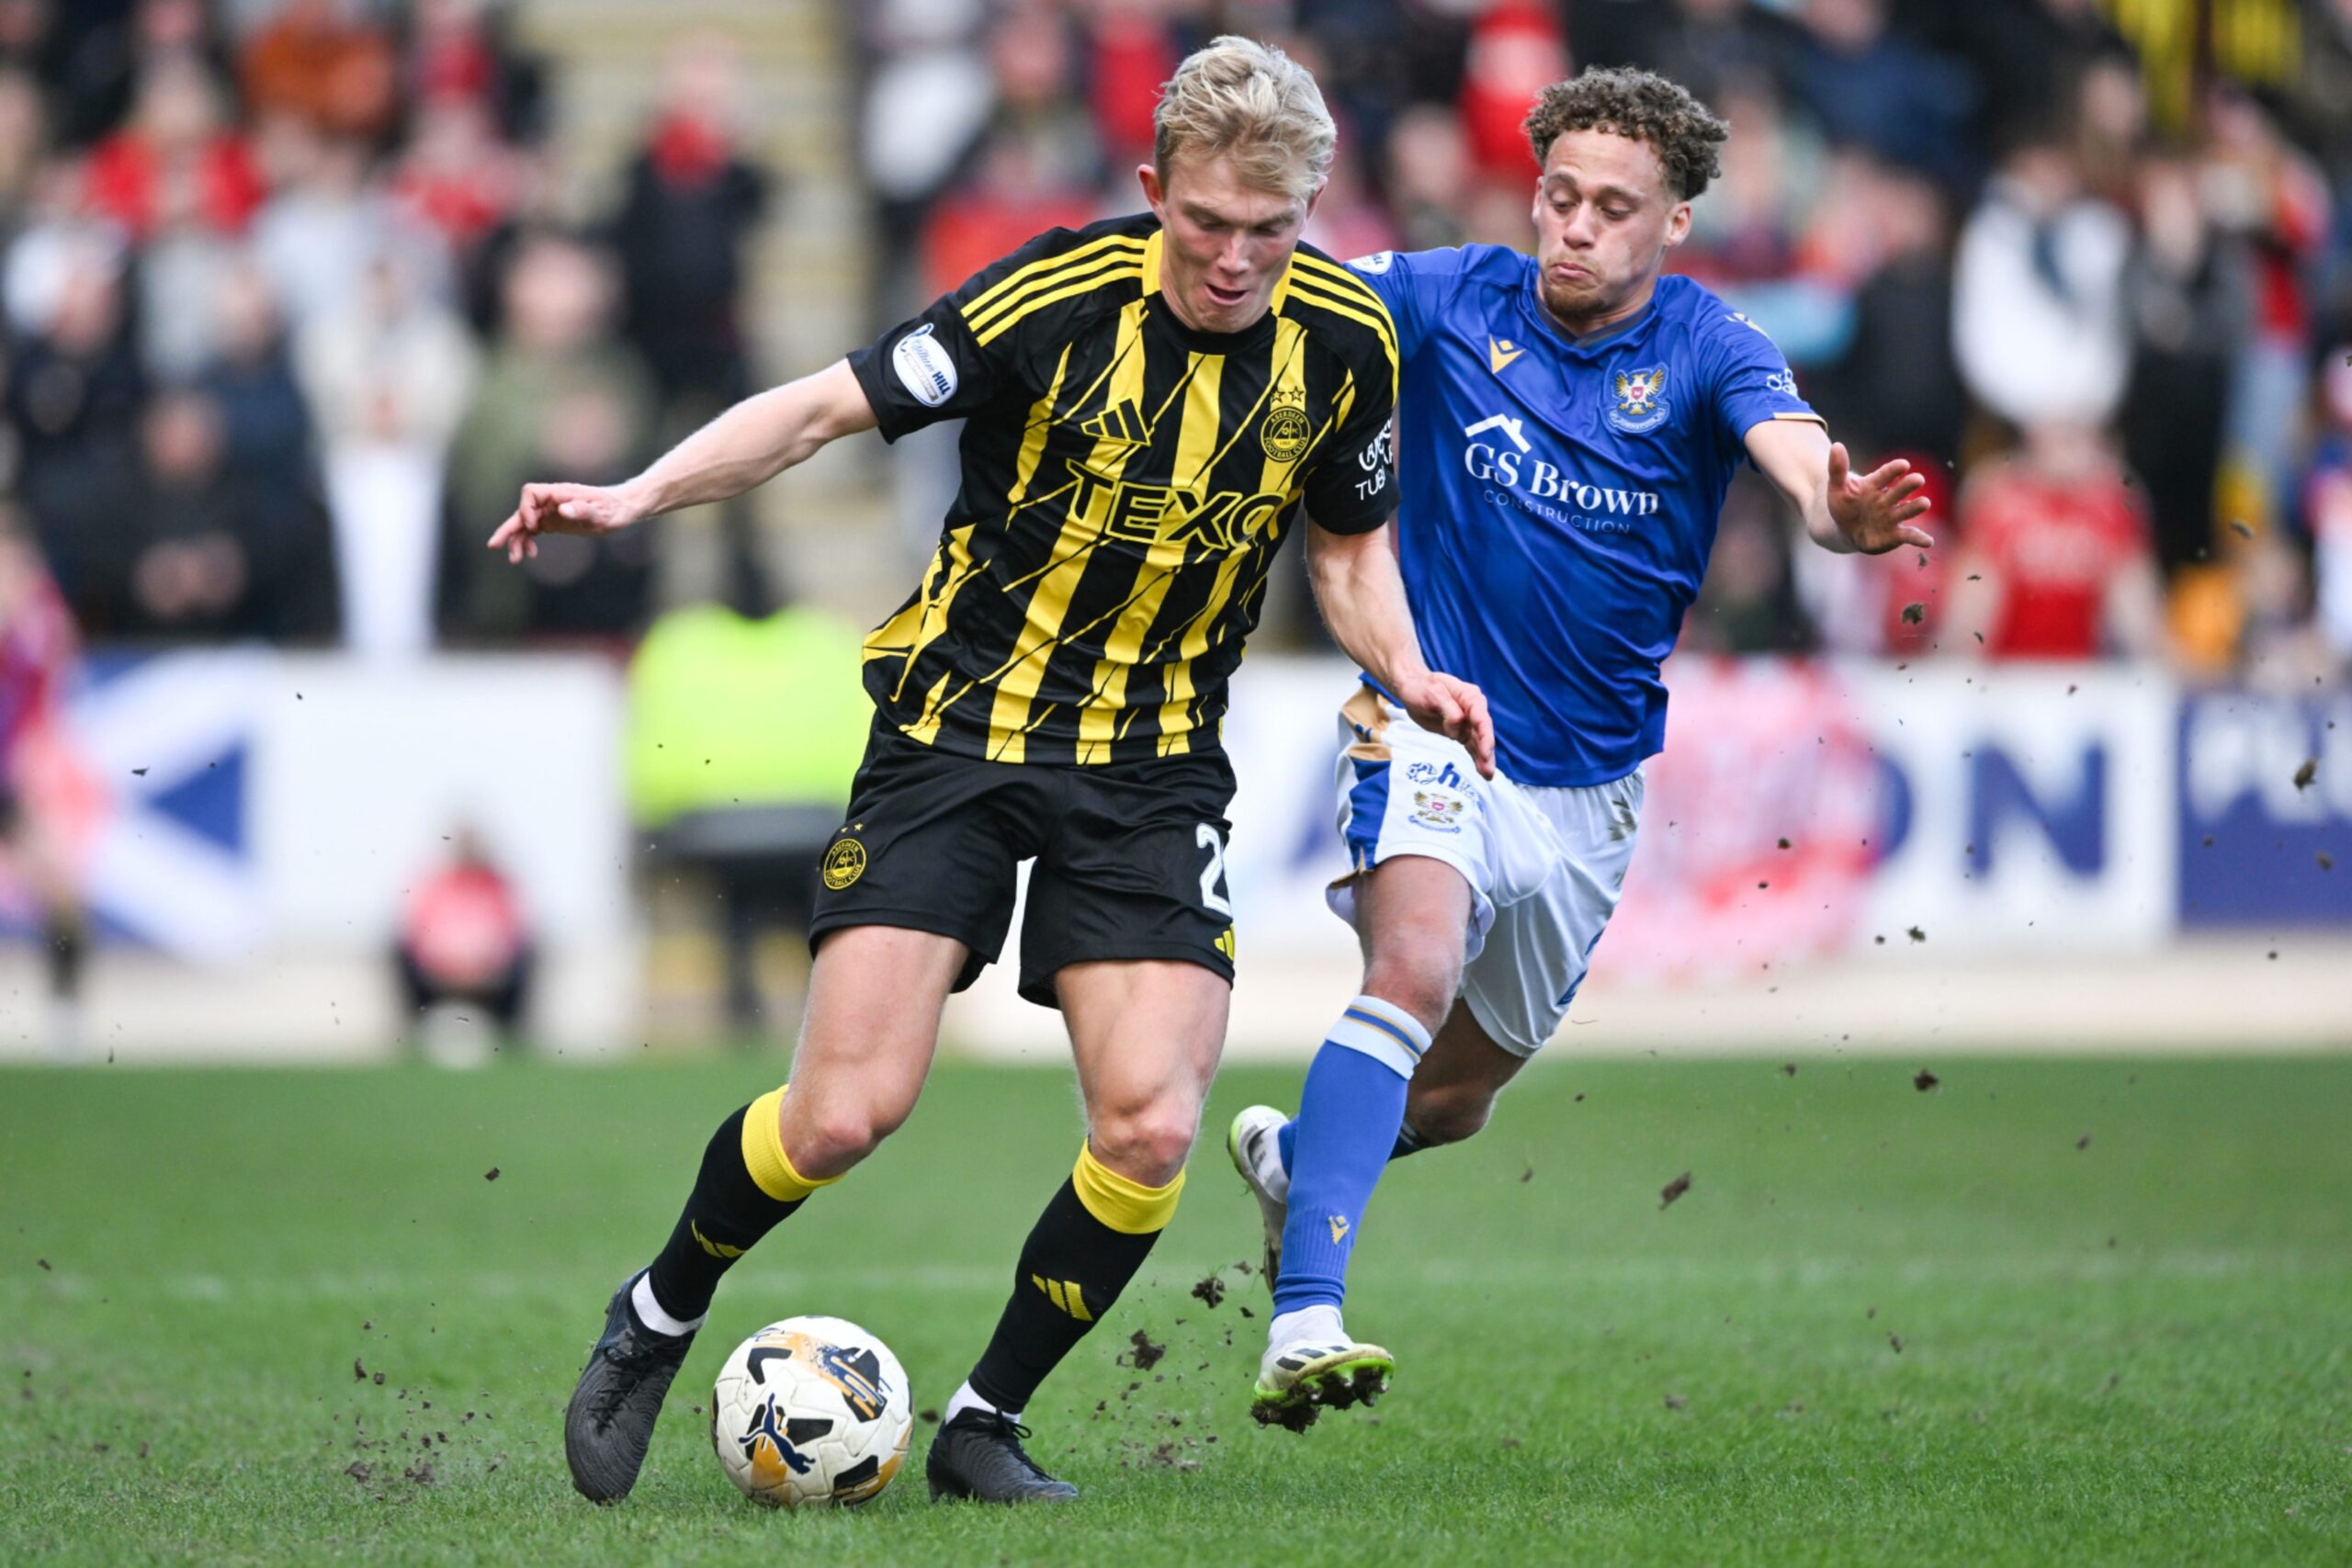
1277, 1114, 1424, 1177
1272, 995, 1431, 1315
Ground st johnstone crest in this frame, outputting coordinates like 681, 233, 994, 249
1409, 787, 1468, 833
1608, 364, 1671, 434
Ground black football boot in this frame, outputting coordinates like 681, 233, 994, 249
562, 1274, 695, 1502
924, 1408, 1080, 1503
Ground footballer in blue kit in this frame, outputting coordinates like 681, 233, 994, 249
1231, 68, 1935, 1427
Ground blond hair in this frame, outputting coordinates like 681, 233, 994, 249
1153, 36, 1335, 205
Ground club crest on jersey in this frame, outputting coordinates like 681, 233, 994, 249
1608, 364, 1671, 434
1259, 384, 1312, 463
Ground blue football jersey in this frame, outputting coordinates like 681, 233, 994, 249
1349, 246, 1824, 786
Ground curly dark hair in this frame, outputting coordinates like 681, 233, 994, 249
1521, 68, 1729, 201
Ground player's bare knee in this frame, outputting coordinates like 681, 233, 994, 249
791, 1100, 898, 1177
1087, 1104, 1197, 1189
1406, 1081, 1496, 1147
1362, 943, 1462, 1036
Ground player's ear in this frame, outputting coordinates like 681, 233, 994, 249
1137, 161, 1165, 216
1300, 175, 1327, 222
1664, 200, 1693, 249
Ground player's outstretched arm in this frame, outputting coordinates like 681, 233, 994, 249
1745, 419, 1933, 558
487, 360, 879, 562
1305, 520, 1496, 778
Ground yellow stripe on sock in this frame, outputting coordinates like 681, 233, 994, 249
741, 1086, 838, 1202
1344, 1005, 1427, 1061
1071, 1142, 1184, 1235
1033, 1274, 1095, 1319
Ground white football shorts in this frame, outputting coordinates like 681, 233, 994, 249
1326, 685, 1644, 1056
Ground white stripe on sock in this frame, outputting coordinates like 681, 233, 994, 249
1325, 993, 1430, 1078
631, 1271, 705, 1337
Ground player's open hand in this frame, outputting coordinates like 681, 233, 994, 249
1398, 671, 1496, 779
1826, 443, 1934, 555
486, 481, 648, 564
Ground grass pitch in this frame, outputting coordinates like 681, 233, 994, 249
3, 1052, 2348, 1565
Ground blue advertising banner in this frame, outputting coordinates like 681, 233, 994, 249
2177, 690, 2352, 926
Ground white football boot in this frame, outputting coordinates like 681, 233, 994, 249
1226, 1105, 1290, 1290
1251, 1305, 1394, 1432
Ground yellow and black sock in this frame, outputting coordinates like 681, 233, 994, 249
967, 1143, 1183, 1412
643, 1087, 833, 1325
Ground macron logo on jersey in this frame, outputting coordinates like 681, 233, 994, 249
1461, 412, 1660, 531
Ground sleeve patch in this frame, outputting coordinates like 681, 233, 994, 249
1347, 251, 1395, 275
891, 325, 959, 408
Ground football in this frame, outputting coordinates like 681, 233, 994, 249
709, 1315, 912, 1508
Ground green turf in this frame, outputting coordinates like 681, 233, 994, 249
3, 1053, 2348, 1565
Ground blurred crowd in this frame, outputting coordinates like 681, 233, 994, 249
862, 0, 2352, 683
0, 0, 774, 658
1, 0, 2350, 686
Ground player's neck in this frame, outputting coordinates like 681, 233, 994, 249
1537, 276, 1659, 344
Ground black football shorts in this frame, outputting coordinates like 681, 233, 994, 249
808, 723, 1239, 1008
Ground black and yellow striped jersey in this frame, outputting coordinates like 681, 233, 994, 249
846, 212, 1399, 766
